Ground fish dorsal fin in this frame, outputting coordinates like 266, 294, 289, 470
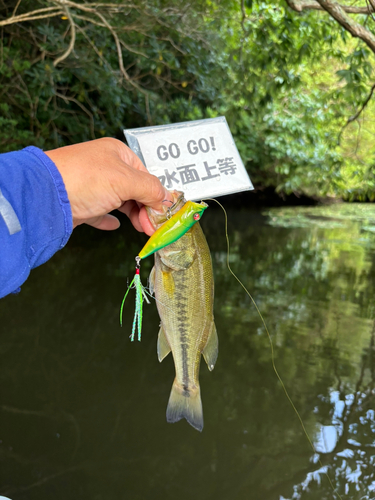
202, 322, 218, 371
157, 325, 171, 362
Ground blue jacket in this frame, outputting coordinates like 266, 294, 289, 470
0, 147, 73, 298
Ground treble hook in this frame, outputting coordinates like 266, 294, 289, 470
163, 198, 174, 219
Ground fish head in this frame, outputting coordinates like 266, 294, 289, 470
146, 190, 208, 231
146, 190, 185, 230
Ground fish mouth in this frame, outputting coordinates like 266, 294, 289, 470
166, 191, 186, 216
147, 190, 186, 228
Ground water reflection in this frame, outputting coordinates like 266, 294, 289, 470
1, 203, 375, 499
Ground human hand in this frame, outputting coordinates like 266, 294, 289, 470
45, 138, 172, 235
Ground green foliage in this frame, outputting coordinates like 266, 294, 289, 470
225, 92, 342, 196
218, 1, 375, 198
0, 0, 220, 149
208, 1, 348, 196
1, 0, 375, 198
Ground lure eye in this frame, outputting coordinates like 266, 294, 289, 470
193, 213, 200, 221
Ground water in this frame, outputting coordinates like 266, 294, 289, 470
1, 203, 375, 500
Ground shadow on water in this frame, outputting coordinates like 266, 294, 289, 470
1, 202, 375, 500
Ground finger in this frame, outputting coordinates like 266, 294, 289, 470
84, 214, 121, 231
139, 206, 156, 236
118, 167, 173, 211
118, 200, 143, 232
119, 200, 136, 219
117, 141, 150, 173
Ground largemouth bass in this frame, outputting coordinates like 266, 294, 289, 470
147, 191, 218, 432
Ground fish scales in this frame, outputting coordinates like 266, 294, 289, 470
156, 226, 211, 386
148, 192, 218, 432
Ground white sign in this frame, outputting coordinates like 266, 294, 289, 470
124, 117, 253, 201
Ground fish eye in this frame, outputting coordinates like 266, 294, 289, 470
193, 213, 200, 221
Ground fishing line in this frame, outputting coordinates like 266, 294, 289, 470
204, 198, 342, 500
143, 287, 178, 317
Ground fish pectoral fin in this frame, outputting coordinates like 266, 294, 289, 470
157, 325, 171, 362
202, 322, 218, 372
160, 247, 196, 271
148, 266, 155, 296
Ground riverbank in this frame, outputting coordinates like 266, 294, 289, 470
216, 186, 341, 208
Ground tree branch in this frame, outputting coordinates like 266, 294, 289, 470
75, 24, 116, 73
314, 0, 375, 52
12, 0, 22, 17
93, 10, 148, 95
338, 82, 375, 143
286, 0, 375, 14
53, 1, 133, 11
0, 1, 133, 28
55, 92, 96, 139
0, 6, 62, 27
241, 0, 247, 31
53, 6, 76, 67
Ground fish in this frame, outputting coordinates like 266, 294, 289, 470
147, 190, 218, 432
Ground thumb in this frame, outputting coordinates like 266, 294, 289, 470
118, 167, 173, 210
76, 214, 121, 231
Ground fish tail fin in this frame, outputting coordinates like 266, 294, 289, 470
166, 379, 204, 432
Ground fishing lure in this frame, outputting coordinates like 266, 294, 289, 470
120, 198, 208, 341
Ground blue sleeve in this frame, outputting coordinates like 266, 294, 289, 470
0, 146, 73, 298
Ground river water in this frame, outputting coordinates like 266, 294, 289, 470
1, 202, 375, 500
